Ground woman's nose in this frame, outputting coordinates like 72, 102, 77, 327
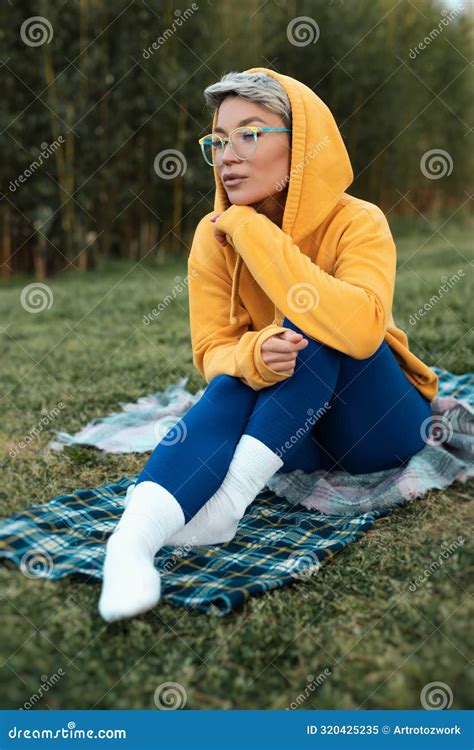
221, 142, 241, 165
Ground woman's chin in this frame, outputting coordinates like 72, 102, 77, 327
228, 195, 251, 206
226, 190, 261, 207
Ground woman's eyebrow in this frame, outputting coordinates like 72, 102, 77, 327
213, 116, 268, 134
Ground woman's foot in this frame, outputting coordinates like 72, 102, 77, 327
98, 529, 162, 621
124, 482, 235, 546
167, 434, 283, 547
98, 481, 185, 621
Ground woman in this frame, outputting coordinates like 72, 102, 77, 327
98, 68, 438, 622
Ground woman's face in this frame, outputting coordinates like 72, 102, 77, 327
214, 96, 291, 223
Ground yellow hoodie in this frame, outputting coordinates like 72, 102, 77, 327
187, 67, 439, 402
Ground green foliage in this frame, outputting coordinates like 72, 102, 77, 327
0, 0, 472, 276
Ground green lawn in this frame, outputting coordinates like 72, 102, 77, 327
0, 213, 472, 710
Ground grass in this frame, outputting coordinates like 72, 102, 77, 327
0, 212, 472, 710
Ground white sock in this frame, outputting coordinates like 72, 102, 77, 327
98, 481, 185, 622
166, 434, 283, 547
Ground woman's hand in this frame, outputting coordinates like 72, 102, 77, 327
261, 330, 308, 375
210, 213, 228, 246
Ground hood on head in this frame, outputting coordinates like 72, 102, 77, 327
209, 66, 354, 325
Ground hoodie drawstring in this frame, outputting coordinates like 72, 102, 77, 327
229, 254, 243, 325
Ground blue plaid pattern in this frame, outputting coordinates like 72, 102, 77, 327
1, 366, 472, 616
0, 476, 381, 616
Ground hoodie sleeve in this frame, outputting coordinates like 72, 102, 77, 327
214, 204, 397, 360
187, 220, 293, 390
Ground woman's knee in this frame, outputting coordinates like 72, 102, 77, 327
203, 373, 258, 412
206, 373, 249, 395
206, 373, 248, 390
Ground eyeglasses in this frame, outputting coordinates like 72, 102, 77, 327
198, 125, 291, 167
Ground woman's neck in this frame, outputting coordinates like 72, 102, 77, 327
251, 189, 287, 228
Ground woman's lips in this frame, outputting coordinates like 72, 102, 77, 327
224, 177, 247, 187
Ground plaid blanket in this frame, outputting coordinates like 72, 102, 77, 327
47, 366, 473, 516
0, 478, 381, 616
1, 367, 472, 615
47, 367, 473, 454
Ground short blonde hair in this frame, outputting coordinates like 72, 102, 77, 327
203, 70, 292, 130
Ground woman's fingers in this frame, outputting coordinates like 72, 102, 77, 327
267, 359, 295, 372
265, 336, 308, 353
261, 331, 309, 373
261, 350, 295, 368
267, 361, 296, 374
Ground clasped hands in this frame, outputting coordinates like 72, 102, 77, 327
209, 213, 308, 375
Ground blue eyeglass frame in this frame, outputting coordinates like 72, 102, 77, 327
198, 126, 292, 165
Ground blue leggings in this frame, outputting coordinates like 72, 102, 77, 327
135, 316, 432, 522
